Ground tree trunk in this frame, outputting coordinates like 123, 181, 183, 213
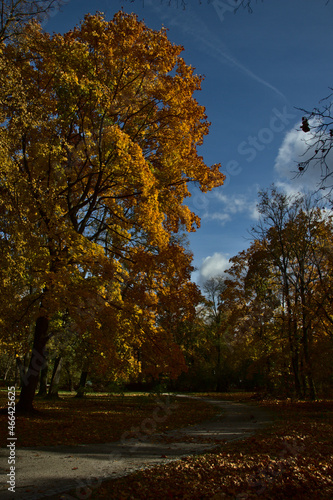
286, 309, 302, 398
282, 283, 302, 399
15, 353, 29, 388
302, 329, 316, 401
300, 278, 317, 401
300, 355, 307, 399
65, 366, 74, 392
47, 356, 62, 398
3, 357, 13, 381
291, 350, 302, 398
215, 340, 223, 391
37, 353, 49, 397
16, 316, 49, 413
75, 370, 88, 398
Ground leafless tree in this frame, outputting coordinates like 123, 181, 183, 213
0, 0, 65, 42
297, 91, 333, 196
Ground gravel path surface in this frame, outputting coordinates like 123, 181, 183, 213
0, 396, 275, 500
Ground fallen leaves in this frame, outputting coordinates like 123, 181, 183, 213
1, 392, 332, 499
87, 398, 333, 499
0, 391, 218, 448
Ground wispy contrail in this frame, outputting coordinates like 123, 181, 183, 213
144, 0, 288, 102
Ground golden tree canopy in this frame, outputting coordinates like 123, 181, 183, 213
0, 11, 224, 387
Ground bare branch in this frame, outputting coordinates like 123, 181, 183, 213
0, 0, 66, 42
296, 90, 333, 198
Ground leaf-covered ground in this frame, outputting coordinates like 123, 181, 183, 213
1, 392, 332, 499
88, 398, 333, 500
0, 391, 218, 447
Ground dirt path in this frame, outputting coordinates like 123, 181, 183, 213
0, 396, 275, 500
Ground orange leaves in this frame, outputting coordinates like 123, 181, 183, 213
1, 10, 224, 392
220, 190, 333, 397
0, 392, 217, 448
90, 399, 333, 500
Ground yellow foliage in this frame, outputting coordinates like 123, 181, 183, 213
0, 11, 223, 380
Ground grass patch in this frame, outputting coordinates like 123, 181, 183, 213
0, 390, 219, 448
186, 391, 259, 402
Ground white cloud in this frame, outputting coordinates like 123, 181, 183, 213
274, 121, 333, 195
198, 252, 230, 284
202, 192, 259, 225
202, 212, 231, 224
274, 181, 304, 198
215, 193, 247, 214
249, 201, 260, 221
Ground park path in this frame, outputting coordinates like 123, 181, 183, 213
0, 396, 274, 500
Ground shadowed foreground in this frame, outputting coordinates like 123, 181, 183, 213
0, 398, 273, 500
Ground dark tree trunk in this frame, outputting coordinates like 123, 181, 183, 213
301, 321, 316, 401
290, 310, 302, 399
291, 352, 302, 399
300, 355, 307, 399
16, 316, 49, 413
299, 280, 317, 401
75, 370, 88, 398
283, 286, 302, 399
38, 353, 49, 397
47, 356, 62, 398
65, 366, 74, 392
3, 357, 13, 381
302, 339, 317, 401
16, 353, 29, 388
307, 373, 317, 401
215, 342, 222, 391
14, 358, 20, 386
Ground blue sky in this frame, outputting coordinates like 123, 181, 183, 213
44, 0, 333, 286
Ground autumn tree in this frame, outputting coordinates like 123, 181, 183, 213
221, 241, 284, 393
215, 188, 333, 398
171, 275, 239, 392
251, 189, 305, 396
129, 243, 202, 379
201, 276, 229, 390
0, 11, 224, 411
252, 188, 333, 398
73, 241, 202, 392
